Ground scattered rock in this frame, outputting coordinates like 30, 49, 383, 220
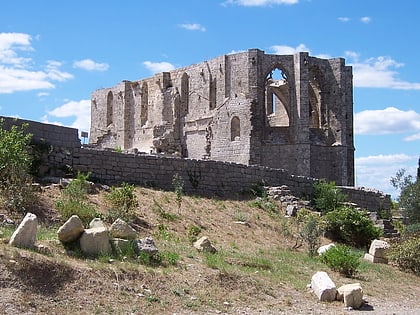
57, 215, 85, 243
80, 227, 112, 256
317, 243, 335, 256
310, 271, 337, 302
134, 237, 159, 256
9, 213, 38, 249
193, 236, 217, 254
337, 283, 364, 309
364, 239, 389, 264
110, 218, 137, 240
89, 218, 106, 229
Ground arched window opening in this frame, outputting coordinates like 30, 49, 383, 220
265, 67, 290, 127
181, 73, 189, 115
309, 67, 322, 129
140, 83, 148, 126
231, 116, 240, 141
106, 91, 113, 126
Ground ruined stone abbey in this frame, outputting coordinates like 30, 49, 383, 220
90, 49, 354, 186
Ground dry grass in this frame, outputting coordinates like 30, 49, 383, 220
0, 184, 419, 314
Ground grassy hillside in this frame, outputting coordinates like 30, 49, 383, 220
0, 184, 419, 314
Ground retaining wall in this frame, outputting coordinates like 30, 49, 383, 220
46, 146, 391, 212
0, 117, 390, 212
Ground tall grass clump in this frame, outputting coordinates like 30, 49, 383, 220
104, 182, 138, 222
55, 172, 99, 226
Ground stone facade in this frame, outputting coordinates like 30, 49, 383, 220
90, 49, 354, 186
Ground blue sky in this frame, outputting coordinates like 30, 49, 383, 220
0, 0, 419, 198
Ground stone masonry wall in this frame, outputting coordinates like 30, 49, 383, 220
0, 116, 81, 148
45, 146, 390, 212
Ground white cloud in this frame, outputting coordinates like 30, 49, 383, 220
179, 23, 206, 32
355, 153, 417, 198
355, 107, 420, 135
223, 0, 299, 6
47, 99, 91, 133
0, 32, 73, 94
73, 59, 109, 71
361, 16, 371, 24
404, 132, 420, 141
143, 61, 175, 74
338, 17, 350, 22
346, 52, 420, 90
37, 92, 49, 97
270, 44, 310, 55
0, 32, 33, 66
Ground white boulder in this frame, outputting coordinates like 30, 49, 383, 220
9, 213, 38, 248
80, 227, 111, 256
110, 218, 137, 240
57, 215, 84, 243
310, 271, 337, 302
337, 283, 364, 309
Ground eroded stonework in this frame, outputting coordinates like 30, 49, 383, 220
90, 49, 354, 186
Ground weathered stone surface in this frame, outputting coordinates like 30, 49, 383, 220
90, 50, 354, 187
317, 243, 335, 256
364, 253, 388, 264
310, 271, 337, 302
9, 213, 38, 248
110, 218, 137, 240
134, 237, 158, 256
89, 218, 106, 229
57, 215, 84, 243
193, 236, 217, 254
368, 239, 389, 259
337, 283, 364, 309
286, 204, 297, 216
80, 227, 111, 256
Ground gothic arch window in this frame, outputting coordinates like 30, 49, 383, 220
265, 67, 290, 127
106, 91, 113, 126
141, 83, 148, 126
309, 67, 322, 128
231, 116, 240, 141
181, 73, 189, 115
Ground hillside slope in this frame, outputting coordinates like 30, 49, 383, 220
0, 183, 419, 314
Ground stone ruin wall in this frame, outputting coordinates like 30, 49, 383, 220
1, 116, 390, 212
90, 49, 354, 187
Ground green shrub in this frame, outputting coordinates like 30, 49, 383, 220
297, 209, 324, 257
324, 207, 382, 249
104, 182, 138, 222
55, 173, 99, 226
403, 223, 420, 236
320, 244, 361, 276
387, 236, 420, 275
0, 119, 35, 212
312, 179, 347, 214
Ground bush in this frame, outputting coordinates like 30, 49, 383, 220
403, 223, 420, 236
55, 173, 99, 226
312, 179, 347, 214
104, 182, 138, 222
324, 207, 382, 249
0, 119, 35, 212
387, 236, 420, 275
320, 244, 361, 276
296, 209, 324, 257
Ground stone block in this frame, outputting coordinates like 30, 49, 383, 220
310, 271, 337, 302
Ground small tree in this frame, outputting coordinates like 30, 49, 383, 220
391, 169, 420, 224
297, 209, 324, 257
312, 179, 347, 214
0, 119, 34, 212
